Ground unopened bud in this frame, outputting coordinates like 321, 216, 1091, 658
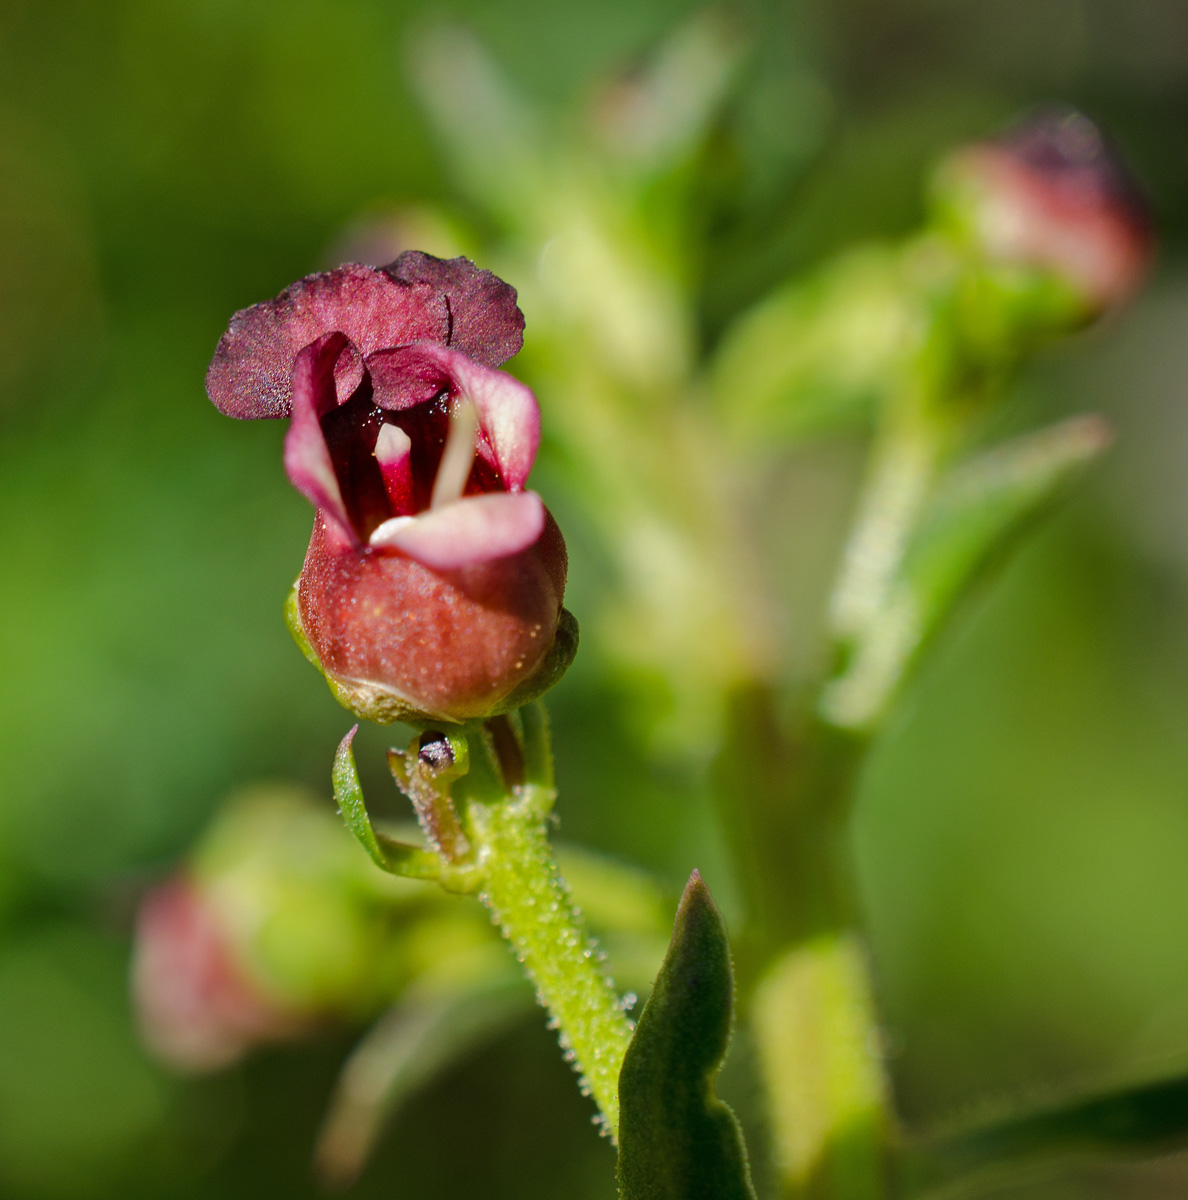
132, 876, 304, 1072
935, 107, 1154, 313
132, 789, 409, 1071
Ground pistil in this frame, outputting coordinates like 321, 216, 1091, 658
373, 423, 414, 517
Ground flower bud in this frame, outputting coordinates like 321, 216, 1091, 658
132, 876, 304, 1072
132, 788, 420, 1071
934, 107, 1154, 314
206, 253, 576, 724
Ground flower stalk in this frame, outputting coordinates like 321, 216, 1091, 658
463, 772, 635, 1137
335, 707, 635, 1140
429, 711, 636, 1138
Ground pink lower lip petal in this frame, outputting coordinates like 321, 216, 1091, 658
368, 491, 545, 568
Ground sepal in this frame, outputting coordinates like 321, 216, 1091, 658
497, 606, 580, 715
333, 726, 481, 893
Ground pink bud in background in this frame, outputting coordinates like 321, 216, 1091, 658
938, 107, 1154, 313
132, 878, 303, 1072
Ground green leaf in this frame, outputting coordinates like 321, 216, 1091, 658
593, 11, 743, 179
901, 413, 1112, 644
406, 26, 546, 225
314, 974, 531, 1189
617, 871, 757, 1200
821, 414, 1111, 731
907, 1070, 1188, 1198
332, 726, 446, 883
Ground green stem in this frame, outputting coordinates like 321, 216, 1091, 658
463, 779, 635, 1139
753, 931, 890, 1200
827, 404, 940, 656
717, 688, 863, 960
371, 708, 634, 1136
712, 688, 892, 1199
740, 374, 958, 1198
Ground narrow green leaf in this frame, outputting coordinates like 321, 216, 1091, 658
822, 414, 1111, 731
617, 871, 757, 1200
332, 727, 442, 882
909, 1071, 1188, 1198
406, 26, 545, 225
595, 11, 743, 178
902, 413, 1112, 643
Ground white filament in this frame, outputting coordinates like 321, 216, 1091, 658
430, 399, 478, 510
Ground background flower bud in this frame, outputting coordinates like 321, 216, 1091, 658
934, 106, 1154, 314
132, 876, 304, 1072
132, 788, 415, 1070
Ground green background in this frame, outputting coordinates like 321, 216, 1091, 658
1, 0, 1187, 1196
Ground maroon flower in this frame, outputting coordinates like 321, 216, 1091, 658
940, 107, 1154, 312
207, 253, 575, 724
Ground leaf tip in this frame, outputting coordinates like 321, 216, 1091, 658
676, 868, 719, 927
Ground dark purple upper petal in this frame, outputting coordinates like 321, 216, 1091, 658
206, 264, 449, 419
385, 251, 525, 368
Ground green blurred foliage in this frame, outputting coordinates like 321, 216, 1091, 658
1, 0, 1188, 1197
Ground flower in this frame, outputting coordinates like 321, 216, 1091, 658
206, 252, 575, 724
936, 107, 1154, 313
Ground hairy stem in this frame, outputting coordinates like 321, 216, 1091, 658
380, 710, 636, 1134
464, 781, 635, 1138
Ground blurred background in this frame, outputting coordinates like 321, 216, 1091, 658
1, 0, 1188, 1197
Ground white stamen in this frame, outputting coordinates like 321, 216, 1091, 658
430, 399, 478, 510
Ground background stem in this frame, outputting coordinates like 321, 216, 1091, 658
753, 932, 890, 1200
